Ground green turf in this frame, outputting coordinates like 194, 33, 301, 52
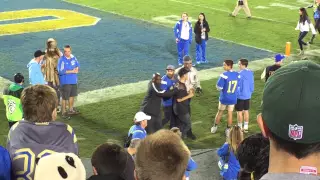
67, 0, 319, 53
2, 54, 319, 157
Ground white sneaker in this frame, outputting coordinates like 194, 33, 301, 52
211, 126, 218, 134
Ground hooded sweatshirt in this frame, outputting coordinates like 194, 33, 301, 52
237, 68, 254, 100
27, 59, 46, 85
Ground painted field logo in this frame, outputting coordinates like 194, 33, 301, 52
288, 124, 303, 140
0, 9, 101, 36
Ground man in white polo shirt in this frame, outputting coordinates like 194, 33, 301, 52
174, 12, 193, 65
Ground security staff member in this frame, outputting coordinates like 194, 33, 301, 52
3, 73, 24, 128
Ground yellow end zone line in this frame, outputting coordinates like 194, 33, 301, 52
0, 9, 101, 37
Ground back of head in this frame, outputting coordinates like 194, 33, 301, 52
34, 152, 86, 180
91, 143, 131, 178
261, 61, 320, 159
237, 133, 270, 179
224, 60, 234, 68
170, 127, 182, 138
0, 146, 11, 180
14, 73, 24, 84
21, 85, 58, 122
228, 126, 244, 154
135, 129, 190, 180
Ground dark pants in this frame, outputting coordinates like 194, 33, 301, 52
176, 113, 191, 137
8, 121, 17, 129
48, 82, 60, 104
298, 31, 308, 50
316, 18, 320, 33
146, 114, 162, 134
162, 106, 177, 128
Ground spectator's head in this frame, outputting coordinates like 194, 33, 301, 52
198, 12, 206, 22
238, 58, 249, 70
237, 133, 270, 180
166, 65, 175, 78
135, 129, 190, 180
178, 67, 189, 83
91, 143, 134, 179
127, 139, 142, 156
227, 125, 243, 154
34, 50, 45, 62
299, 7, 308, 17
183, 55, 192, 70
0, 146, 11, 180
64, 45, 72, 58
14, 73, 24, 85
223, 60, 233, 71
34, 153, 86, 180
170, 127, 182, 138
181, 12, 188, 21
258, 61, 320, 174
274, 54, 285, 64
152, 73, 162, 84
134, 112, 151, 129
21, 85, 58, 122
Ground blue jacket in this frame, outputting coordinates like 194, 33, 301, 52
174, 20, 192, 43
185, 157, 198, 178
57, 54, 80, 85
237, 69, 254, 100
0, 146, 11, 180
160, 75, 177, 107
217, 143, 240, 180
27, 59, 46, 85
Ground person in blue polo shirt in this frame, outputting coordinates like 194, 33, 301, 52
127, 112, 150, 142
57, 45, 80, 119
161, 65, 177, 128
174, 12, 193, 65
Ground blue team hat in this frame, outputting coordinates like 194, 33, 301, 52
275, 54, 285, 62
0, 146, 11, 180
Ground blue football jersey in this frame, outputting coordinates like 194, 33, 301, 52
216, 71, 240, 105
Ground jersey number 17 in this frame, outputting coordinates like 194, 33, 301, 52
227, 81, 238, 93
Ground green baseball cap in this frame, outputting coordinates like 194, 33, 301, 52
262, 61, 320, 144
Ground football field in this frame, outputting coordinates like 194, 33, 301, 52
0, 0, 320, 160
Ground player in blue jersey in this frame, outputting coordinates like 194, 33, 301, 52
211, 60, 240, 135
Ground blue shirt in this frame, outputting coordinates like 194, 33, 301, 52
216, 71, 240, 105
173, 20, 192, 42
27, 59, 46, 85
185, 157, 197, 178
57, 55, 80, 85
161, 75, 177, 107
128, 125, 147, 140
217, 143, 240, 180
237, 69, 254, 100
0, 146, 11, 180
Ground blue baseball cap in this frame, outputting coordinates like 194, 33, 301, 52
275, 54, 285, 62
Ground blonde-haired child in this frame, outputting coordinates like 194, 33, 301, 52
217, 125, 244, 180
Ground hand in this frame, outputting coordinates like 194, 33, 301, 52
196, 87, 203, 94
177, 99, 182, 102
176, 38, 179, 43
295, 28, 299, 31
189, 91, 194, 98
202, 28, 206, 32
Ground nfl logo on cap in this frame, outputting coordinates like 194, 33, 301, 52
288, 124, 303, 140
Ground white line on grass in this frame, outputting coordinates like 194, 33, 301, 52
62, 0, 274, 53
168, 0, 293, 25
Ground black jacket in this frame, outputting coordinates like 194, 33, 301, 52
265, 64, 281, 81
173, 82, 190, 115
194, 20, 210, 44
140, 81, 173, 116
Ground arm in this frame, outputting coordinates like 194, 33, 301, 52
261, 68, 266, 81
173, 21, 180, 39
186, 157, 198, 171
217, 143, 229, 157
189, 22, 193, 43
250, 71, 254, 93
206, 21, 210, 33
57, 58, 67, 75
177, 89, 194, 102
216, 75, 225, 91
295, 21, 300, 30
309, 21, 317, 34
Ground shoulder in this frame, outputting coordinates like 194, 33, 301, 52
219, 72, 228, 79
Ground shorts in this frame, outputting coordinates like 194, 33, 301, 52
61, 84, 78, 100
218, 102, 235, 111
235, 99, 250, 111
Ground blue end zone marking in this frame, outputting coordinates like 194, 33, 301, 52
0, 16, 57, 25
0, 0, 273, 93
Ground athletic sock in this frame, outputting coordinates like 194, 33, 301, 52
238, 122, 243, 129
244, 122, 249, 130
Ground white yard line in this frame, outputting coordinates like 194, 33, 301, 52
62, 0, 274, 53
169, 0, 292, 25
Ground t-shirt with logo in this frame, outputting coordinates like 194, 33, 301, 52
57, 54, 80, 85
216, 71, 240, 105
